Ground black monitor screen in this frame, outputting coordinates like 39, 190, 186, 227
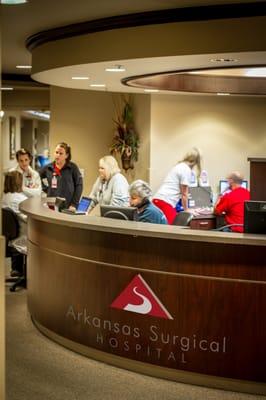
100, 205, 137, 221
244, 201, 266, 234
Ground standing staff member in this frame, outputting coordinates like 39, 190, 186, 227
11, 148, 42, 197
40, 142, 83, 210
153, 148, 202, 224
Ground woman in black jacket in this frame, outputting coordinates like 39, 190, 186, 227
40, 142, 83, 210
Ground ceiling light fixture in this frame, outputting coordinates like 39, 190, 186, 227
16, 65, 32, 69
211, 58, 238, 63
105, 65, 126, 72
26, 110, 50, 120
1, 87, 14, 91
90, 84, 106, 88
0, 0, 27, 4
217, 92, 230, 96
71, 76, 89, 80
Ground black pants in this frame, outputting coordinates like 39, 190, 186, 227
11, 252, 24, 274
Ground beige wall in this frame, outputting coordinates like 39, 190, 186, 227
0, 27, 5, 400
50, 87, 150, 194
129, 94, 151, 183
1, 111, 22, 171
150, 94, 266, 197
2, 89, 49, 111
49, 87, 266, 199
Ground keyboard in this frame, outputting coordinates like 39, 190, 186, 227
61, 209, 86, 215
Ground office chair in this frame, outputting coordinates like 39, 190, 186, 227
2, 208, 27, 292
172, 211, 193, 226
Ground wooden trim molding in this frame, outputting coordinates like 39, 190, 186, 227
123, 70, 266, 95
26, 2, 266, 51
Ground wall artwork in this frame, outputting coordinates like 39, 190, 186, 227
9, 116, 16, 160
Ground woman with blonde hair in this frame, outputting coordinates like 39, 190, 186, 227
153, 148, 202, 224
88, 155, 129, 211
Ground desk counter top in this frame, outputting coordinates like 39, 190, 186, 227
20, 197, 266, 247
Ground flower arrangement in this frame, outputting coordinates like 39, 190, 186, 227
110, 96, 139, 170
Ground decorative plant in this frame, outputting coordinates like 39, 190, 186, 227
110, 96, 139, 170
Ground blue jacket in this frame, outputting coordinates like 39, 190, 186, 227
136, 200, 167, 224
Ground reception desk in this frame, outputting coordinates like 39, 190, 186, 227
20, 198, 266, 395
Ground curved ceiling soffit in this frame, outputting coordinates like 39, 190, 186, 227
122, 66, 266, 95
26, 2, 266, 95
26, 2, 266, 52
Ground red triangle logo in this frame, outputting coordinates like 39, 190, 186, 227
111, 274, 173, 320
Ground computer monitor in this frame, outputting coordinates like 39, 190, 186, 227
100, 205, 137, 221
244, 201, 266, 234
219, 179, 248, 194
188, 186, 212, 208
77, 196, 91, 212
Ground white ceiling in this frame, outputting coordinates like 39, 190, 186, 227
1, 0, 266, 93
31, 52, 266, 94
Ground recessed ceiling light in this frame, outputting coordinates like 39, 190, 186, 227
245, 67, 266, 78
16, 65, 32, 69
71, 76, 89, 80
217, 92, 230, 96
90, 84, 106, 88
144, 89, 159, 93
211, 58, 238, 63
1, 87, 14, 91
0, 0, 27, 4
105, 65, 126, 72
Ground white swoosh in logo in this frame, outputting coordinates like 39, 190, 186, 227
123, 286, 152, 314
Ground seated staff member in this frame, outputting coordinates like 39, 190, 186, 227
88, 155, 129, 211
153, 148, 202, 224
2, 171, 27, 276
129, 180, 167, 224
40, 142, 83, 210
214, 171, 250, 233
10, 148, 42, 197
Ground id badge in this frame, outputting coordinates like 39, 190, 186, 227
51, 175, 57, 189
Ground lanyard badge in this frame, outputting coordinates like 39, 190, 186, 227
52, 173, 57, 189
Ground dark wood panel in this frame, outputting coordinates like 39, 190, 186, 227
27, 243, 266, 382
125, 73, 266, 95
249, 160, 266, 200
28, 219, 266, 281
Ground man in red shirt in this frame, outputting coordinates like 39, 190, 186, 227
214, 171, 250, 232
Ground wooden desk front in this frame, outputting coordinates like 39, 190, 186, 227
21, 198, 266, 395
